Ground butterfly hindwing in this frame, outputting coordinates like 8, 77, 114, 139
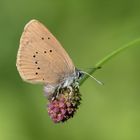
16, 20, 75, 85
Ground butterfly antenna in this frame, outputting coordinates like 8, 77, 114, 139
80, 71, 104, 85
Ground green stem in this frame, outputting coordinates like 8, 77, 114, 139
79, 38, 140, 85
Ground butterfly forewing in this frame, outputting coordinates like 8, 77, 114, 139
16, 20, 75, 85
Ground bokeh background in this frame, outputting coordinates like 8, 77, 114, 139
0, 0, 140, 140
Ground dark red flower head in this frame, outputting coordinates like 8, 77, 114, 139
47, 86, 81, 123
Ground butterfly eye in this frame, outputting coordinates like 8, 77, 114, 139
48, 37, 50, 39
77, 71, 84, 79
41, 37, 44, 40
49, 50, 52, 53
79, 72, 82, 78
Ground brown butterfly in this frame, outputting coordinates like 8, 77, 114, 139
16, 19, 84, 99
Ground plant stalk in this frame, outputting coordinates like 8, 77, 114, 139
79, 38, 140, 85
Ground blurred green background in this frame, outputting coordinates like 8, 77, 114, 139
0, 0, 140, 140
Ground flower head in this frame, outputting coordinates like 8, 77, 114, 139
47, 85, 81, 123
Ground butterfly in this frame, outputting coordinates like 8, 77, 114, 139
16, 19, 83, 99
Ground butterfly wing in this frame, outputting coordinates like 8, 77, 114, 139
16, 20, 75, 85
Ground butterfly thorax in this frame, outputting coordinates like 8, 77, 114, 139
44, 69, 84, 100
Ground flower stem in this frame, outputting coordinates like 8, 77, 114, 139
79, 38, 140, 85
